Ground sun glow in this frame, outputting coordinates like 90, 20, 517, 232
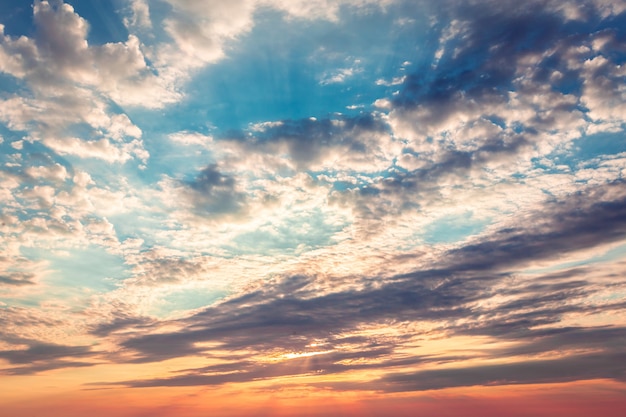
281, 350, 335, 360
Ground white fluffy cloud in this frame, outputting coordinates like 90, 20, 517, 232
0, 2, 153, 169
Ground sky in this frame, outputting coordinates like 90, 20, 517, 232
1, 0, 626, 415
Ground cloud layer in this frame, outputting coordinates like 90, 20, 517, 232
0, 0, 625, 415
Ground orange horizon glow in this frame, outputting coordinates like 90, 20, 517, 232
2, 379, 626, 417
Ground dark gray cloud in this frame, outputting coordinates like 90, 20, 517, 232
487, 326, 626, 358
220, 113, 390, 171
0, 342, 97, 375
120, 330, 204, 363
90, 315, 155, 338
252, 114, 385, 157
1, 360, 95, 376
0, 272, 36, 286
393, 2, 583, 112
183, 164, 247, 217
444, 181, 626, 272
373, 351, 626, 392
0, 342, 93, 364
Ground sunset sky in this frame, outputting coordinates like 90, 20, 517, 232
1, 0, 626, 415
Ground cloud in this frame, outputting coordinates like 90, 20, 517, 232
0, 272, 36, 287
212, 114, 395, 173
0, 342, 96, 375
25, 163, 69, 183
31, 0, 90, 78
0, 304, 102, 377
1, 0, 625, 401
132, 0, 398, 112
580, 53, 626, 124
0, 342, 93, 365
385, 0, 624, 163
0, 252, 46, 292
121, 346, 412, 388
106, 180, 626, 387
375, 351, 626, 392
168, 131, 213, 148
124, 0, 151, 29
444, 181, 626, 272
90, 315, 154, 338
0, 1, 158, 101
123, 248, 216, 287
0, 0, 398, 119
309, 0, 626, 241
320, 66, 362, 85
180, 164, 249, 218
1, 360, 94, 376
0, 0, 158, 174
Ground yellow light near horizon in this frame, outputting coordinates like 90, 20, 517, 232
281, 350, 335, 360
